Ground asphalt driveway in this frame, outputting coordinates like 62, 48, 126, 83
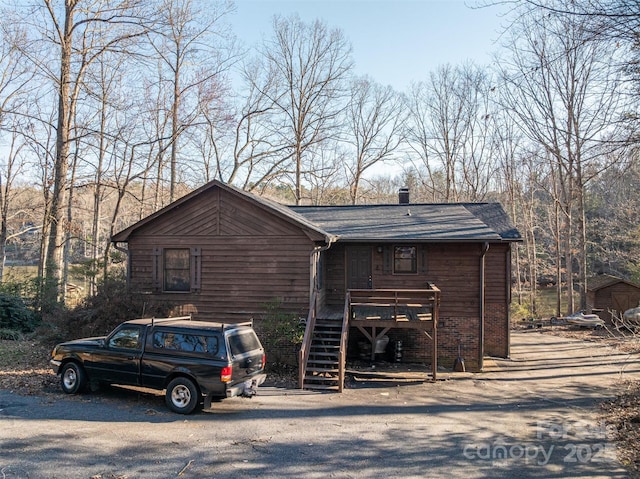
1, 329, 640, 479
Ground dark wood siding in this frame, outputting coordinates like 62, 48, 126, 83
127, 187, 315, 322
591, 283, 640, 321
325, 243, 346, 306
324, 241, 495, 319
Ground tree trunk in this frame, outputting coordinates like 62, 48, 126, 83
43, 3, 74, 312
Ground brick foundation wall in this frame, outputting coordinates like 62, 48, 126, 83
347, 316, 484, 371
485, 303, 509, 358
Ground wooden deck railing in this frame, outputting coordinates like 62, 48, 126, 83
349, 286, 440, 322
299, 285, 441, 389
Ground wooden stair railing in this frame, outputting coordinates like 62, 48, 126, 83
337, 291, 350, 392
298, 292, 350, 392
298, 290, 317, 388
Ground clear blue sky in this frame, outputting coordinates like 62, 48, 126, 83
230, 0, 508, 91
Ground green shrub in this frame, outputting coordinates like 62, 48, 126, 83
260, 298, 305, 343
0, 275, 44, 312
257, 298, 305, 366
510, 301, 533, 321
0, 328, 24, 340
0, 292, 39, 332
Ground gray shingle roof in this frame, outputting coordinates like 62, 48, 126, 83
289, 203, 521, 242
111, 178, 521, 244
587, 274, 640, 291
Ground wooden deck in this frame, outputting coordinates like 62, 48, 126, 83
351, 305, 433, 323
304, 287, 440, 389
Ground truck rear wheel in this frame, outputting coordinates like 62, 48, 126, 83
165, 377, 200, 414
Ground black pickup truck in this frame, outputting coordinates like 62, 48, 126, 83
49, 316, 266, 414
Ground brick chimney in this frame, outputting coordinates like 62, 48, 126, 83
399, 187, 410, 205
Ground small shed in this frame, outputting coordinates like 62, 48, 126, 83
587, 274, 640, 320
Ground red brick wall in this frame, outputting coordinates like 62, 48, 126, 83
485, 303, 509, 358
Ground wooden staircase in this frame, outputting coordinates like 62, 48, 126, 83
302, 319, 344, 391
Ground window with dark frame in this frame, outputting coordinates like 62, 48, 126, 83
151, 331, 219, 355
164, 248, 191, 291
108, 327, 142, 349
393, 246, 417, 274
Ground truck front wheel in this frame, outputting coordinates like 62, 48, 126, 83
165, 377, 200, 414
60, 362, 87, 394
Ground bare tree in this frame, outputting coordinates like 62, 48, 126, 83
147, 0, 237, 202
79, 51, 134, 295
194, 57, 294, 190
498, 6, 627, 313
303, 143, 346, 205
260, 14, 353, 204
344, 77, 405, 205
512, 0, 640, 45
0, 129, 30, 281
405, 63, 496, 202
13, 0, 149, 309
0, 20, 35, 281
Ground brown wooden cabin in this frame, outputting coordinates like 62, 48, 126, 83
112, 180, 521, 391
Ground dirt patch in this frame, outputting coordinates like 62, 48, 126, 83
515, 320, 640, 351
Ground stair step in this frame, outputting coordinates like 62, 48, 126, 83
308, 354, 339, 361
309, 348, 340, 358
311, 341, 340, 347
300, 317, 346, 392
303, 383, 340, 391
309, 353, 339, 358
311, 335, 340, 341
307, 358, 339, 365
304, 375, 339, 383
305, 367, 339, 374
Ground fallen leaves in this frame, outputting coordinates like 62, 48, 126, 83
0, 340, 57, 395
602, 380, 640, 479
